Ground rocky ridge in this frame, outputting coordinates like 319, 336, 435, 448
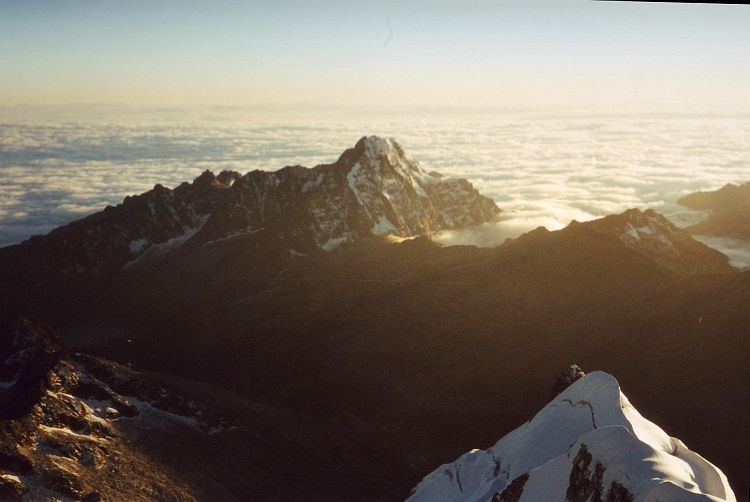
678, 182, 750, 240
0, 317, 224, 501
0, 318, 411, 501
0, 136, 499, 278
576, 208, 731, 276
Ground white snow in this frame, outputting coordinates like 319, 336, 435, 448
346, 161, 367, 206
39, 424, 106, 442
123, 213, 210, 269
0, 379, 17, 388
128, 238, 148, 253
321, 236, 349, 251
301, 173, 324, 193
625, 224, 640, 240
407, 371, 736, 502
120, 396, 203, 431
372, 215, 398, 236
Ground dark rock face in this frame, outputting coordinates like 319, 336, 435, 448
0, 317, 65, 420
549, 365, 586, 402
494, 473, 529, 502
566, 444, 605, 502
563, 443, 635, 502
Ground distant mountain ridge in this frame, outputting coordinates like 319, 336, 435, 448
0, 136, 499, 278
577, 208, 731, 276
506, 207, 731, 277
678, 182, 750, 240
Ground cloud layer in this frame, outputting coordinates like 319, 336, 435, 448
1, 109, 748, 258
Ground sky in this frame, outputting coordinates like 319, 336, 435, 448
1, 0, 749, 112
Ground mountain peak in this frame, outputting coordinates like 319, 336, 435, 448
0, 137, 500, 277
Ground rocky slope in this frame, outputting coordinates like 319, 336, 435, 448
0, 317, 412, 501
408, 368, 736, 502
678, 182, 750, 240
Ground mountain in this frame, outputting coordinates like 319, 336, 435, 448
529, 208, 731, 276
0, 139, 747, 501
0, 317, 412, 501
0, 135, 499, 280
407, 369, 736, 502
678, 182, 750, 240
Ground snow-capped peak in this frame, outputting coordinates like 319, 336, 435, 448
1, 137, 501, 277
407, 371, 735, 502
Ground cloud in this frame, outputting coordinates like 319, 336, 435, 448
693, 236, 750, 270
0, 109, 748, 251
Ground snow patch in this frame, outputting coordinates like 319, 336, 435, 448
321, 236, 349, 251
625, 224, 640, 240
372, 215, 398, 236
123, 213, 210, 269
301, 173, 324, 193
0, 473, 22, 483
0, 379, 17, 388
120, 396, 202, 431
128, 238, 148, 253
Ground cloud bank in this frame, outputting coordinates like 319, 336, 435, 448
1, 109, 748, 261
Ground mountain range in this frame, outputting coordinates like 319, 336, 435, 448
1, 137, 747, 501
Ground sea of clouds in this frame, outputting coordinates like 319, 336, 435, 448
1, 107, 748, 266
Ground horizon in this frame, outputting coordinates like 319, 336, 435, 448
1, 1, 748, 112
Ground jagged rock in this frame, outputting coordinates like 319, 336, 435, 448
40, 466, 86, 499
549, 364, 586, 401
0, 136, 500, 281
0, 474, 28, 501
0, 318, 210, 501
494, 473, 529, 502
0, 317, 65, 420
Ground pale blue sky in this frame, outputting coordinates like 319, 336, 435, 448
1, 0, 748, 111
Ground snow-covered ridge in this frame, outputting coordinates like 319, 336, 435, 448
407, 371, 735, 502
